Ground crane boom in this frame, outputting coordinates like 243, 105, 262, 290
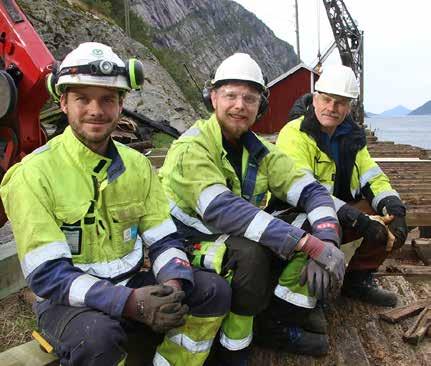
321, 0, 364, 124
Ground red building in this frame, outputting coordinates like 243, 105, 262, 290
253, 63, 319, 134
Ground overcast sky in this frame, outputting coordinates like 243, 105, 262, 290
233, 0, 430, 114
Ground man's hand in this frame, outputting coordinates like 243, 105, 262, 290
123, 285, 189, 333
299, 259, 331, 301
300, 235, 345, 284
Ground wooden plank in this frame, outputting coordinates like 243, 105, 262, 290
403, 307, 431, 345
0, 340, 58, 366
412, 239, 431, 265
374, 158, 431, 162
334, 327, 370, 366
376, 264, 431, 277
379, 299, 431, 323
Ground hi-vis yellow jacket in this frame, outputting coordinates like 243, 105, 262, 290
0, 127, 192, 318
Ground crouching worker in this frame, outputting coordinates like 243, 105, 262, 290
0, 42, 231, 366
159, 53, 346, 364
261, 64, 408, 355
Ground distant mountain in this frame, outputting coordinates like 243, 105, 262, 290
365, 111, 378, 117
380, 105, 411, 117
409, 100, 431, 115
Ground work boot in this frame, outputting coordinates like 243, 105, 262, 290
254, 321, 329, 357
260, 296, 328, 334
341, 271, 398, 307
205, 343, 250, 366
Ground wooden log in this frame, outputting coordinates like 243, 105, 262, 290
412, 239, 431, 265
379, 299, 431, 323
402, 307, 431, 345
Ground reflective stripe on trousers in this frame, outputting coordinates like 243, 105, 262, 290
275, 252, 317, 309
219, 312, 253, 351
154, 314, 223, 365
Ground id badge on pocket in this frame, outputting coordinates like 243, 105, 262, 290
61, 226, 82, 254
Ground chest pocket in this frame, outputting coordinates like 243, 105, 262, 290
314, 154, 335, 185
55, 203, 90, 256
108, 202, 145, 255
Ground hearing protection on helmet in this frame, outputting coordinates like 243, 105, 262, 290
46, 57, 144, 101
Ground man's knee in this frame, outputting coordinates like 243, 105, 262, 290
40, 306, 127, 366
188, 269, 231, 317
225, 237, 273, 315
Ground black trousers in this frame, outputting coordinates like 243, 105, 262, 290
34, 268, 231, 366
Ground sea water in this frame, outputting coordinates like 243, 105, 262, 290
366, 115, 431, 149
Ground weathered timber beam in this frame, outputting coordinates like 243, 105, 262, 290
402, 307, 431, 345
379, 299, 431, 323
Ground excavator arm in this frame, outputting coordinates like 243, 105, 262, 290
0, 0, 55, 225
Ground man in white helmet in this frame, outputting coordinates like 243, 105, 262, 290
159, 54, 348, 363
259, 64, 407, 354
0, 42, 231, 366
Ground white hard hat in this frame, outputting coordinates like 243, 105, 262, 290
212, 53, 266, 90
56, 42, 130, 93
315, 64, 359, 99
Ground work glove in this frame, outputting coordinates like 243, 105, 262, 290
381, 196, 408, 250
300, 235, 345, 284
299, 259, 331, 301
123, 285, 189, 333
338, 203, 391, 247
388, 216, 408, 250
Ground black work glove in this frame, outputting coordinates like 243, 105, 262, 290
380, 196, 408, 250
388, 216, 408, 250
299, 259, 331, 301
123, 285, 189, 333
338, 203, 388, 245
355, 212, 389, 244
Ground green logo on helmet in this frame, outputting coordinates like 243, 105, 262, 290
92, 49, 104, 57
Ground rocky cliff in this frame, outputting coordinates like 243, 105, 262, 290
130, 0, 298, 81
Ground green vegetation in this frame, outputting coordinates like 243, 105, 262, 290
151, 132, 175, 148
81, 0, 203, 112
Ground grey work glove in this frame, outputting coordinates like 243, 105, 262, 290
301, 235, 346, 284
299, 259, 331, 301
123, 285, 189, 333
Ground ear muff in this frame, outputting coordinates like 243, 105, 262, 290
256, 88, 270, 121
202, 79, 214, 112
126, 58, 145, 90
46, 61, 61, 102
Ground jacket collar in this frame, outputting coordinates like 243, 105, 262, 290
61, 126, 125, 182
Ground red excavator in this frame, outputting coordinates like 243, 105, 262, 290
0, 0, 54, 225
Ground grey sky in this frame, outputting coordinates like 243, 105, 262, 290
233, 0, 431, 113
